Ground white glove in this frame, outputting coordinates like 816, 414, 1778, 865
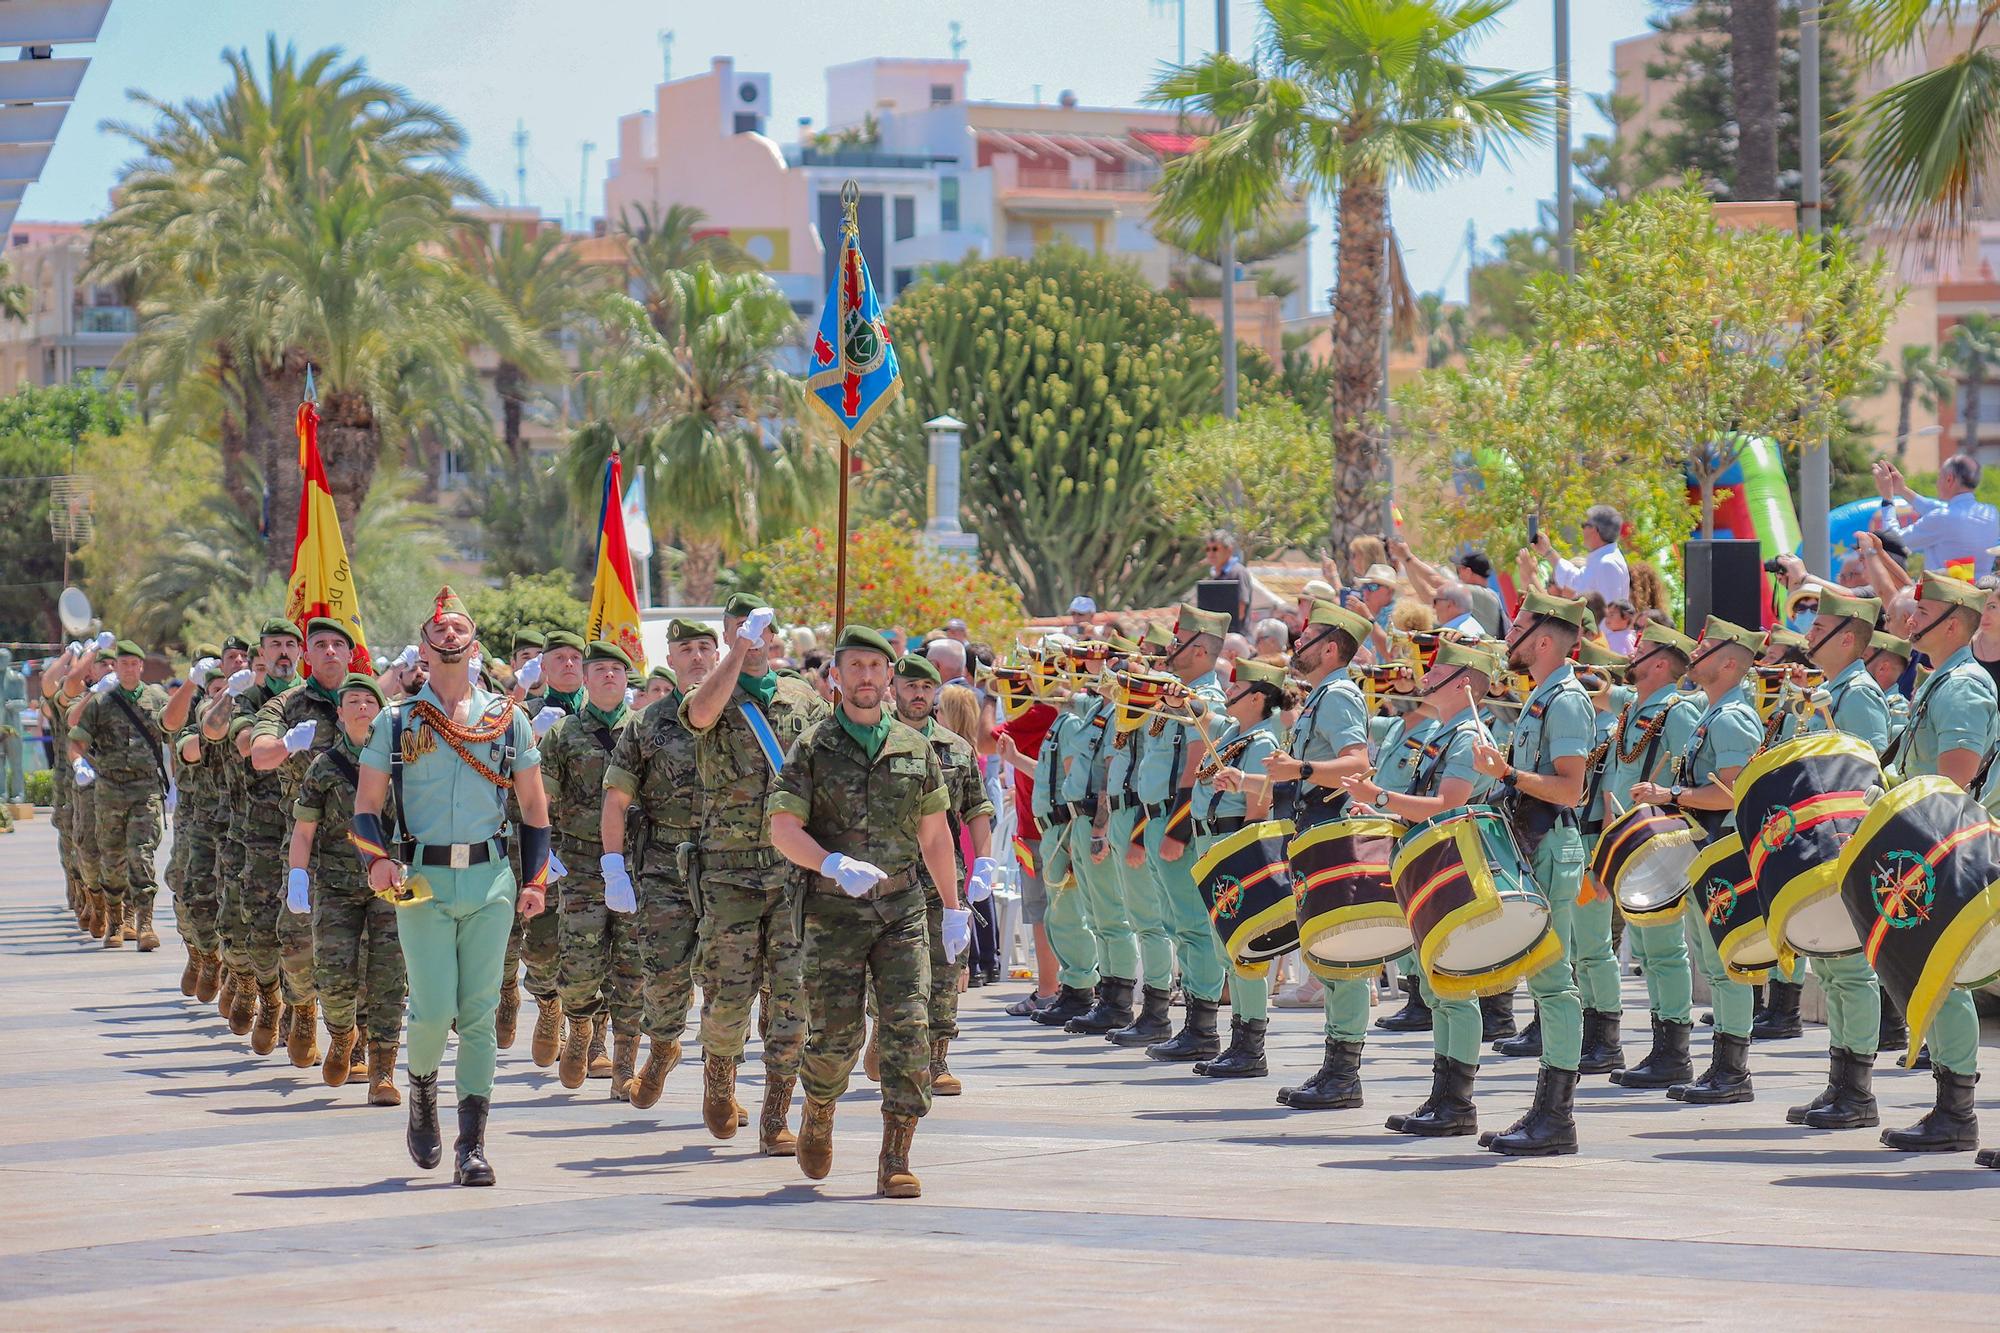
67, 640, 83, 658
90, 673, 119, 695
516, 655, 542, 689
603, 852, 636, 913
738, 607, 774, 644
396, 644, 419, 670
190, 657, 219, 686
164, 782, 178, 815
820, 851, 887, 898
93, 631, 114, 651
625, 687, 638, 707
968, 855, 999, 903
225, 669, 255, 697
286, 868, 311, 915
281, 720, 317, 753
942, 907, 973, 963
468, 652, 483, 680
531, 705, 563, 738
548, 852, 567, 881
72, 756, 95, 788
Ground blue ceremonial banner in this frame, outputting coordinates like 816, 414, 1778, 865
806, 224, 901, 441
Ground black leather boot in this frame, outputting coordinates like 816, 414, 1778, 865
1146, 997, 1221, 1062
1373, 975, 1432, 1032
1194, 1017, 1268, 1078
1880, 1068, 1980, 1152
1670, 1031, 1754, 1104
1066, 976, 1136, 1035
1030, 983, 1096, 1028
1483, 1063, 1578, 1156
1576, 1009, 1625, 1075
1493, 1013, 1542, 1058
1801, 1047, 1879, 1130
1279, 1037, 1363, 1109
1610, 1018, 1694, 1088
1751, 980, 1803, 1040
1878, 995, 1910, 1052
1977, 1146, 2000, 1169
1480, 992, 1517, 1042
453, 1094, 495, 1186
1394, 1056, 1479, 1137
1107, 985, 1174, 1047
406, 1071, 442, 1169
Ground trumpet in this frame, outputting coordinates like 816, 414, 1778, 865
1752, 665, 1824, 719
1098, 666, 1188, 732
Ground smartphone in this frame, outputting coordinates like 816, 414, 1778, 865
1527, 513, 1540, 546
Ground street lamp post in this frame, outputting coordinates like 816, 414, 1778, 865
1217, 0, 1237, 419
1799, 4, 1830, 577
1555, 0, 1574, 278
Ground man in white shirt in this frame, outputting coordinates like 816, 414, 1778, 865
1429, 582, 1483, 635
1535, 506, 1630, 605
1875, 456, 1999, 573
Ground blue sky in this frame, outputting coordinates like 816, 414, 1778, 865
35, 0, 1660, 302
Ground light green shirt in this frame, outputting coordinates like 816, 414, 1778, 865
359, 683, 539, 847
1135, 670, 1227, 806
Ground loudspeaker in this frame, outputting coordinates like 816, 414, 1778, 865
1195, 578, 1243, 632
1683, 539, 1767, 632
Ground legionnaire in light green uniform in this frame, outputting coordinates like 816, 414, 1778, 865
1867, 632, 1915, 745
1058, 670, 1138, 1036
1746, 626, 1817, 1040
1472, 589, 1594, 1156
1139, 605, 1234, 1063
508, 629, 585, 1065
1878, 573, 1991, 1155
1632, 616, 1764, 1105
1572, 639, 1633, 1076
767, 625, 967, 1199
1103, 633, 1179, 1047
1026, 666, 1102, 1025
1604, 625, 1704, 1091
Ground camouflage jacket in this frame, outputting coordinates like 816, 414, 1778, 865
293, 737, 392, 890
223, 677, 296, 840
686, 672, 829, 853
69, 683, 171, 787
541, 704, 629, 855
767, 714, 949, 879
250, 676, 344, 804
605, 692, 705, 858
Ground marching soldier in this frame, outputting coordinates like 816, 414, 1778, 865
1101, 633, 1177, 1047
1022, 669, 1103, 1028
1055, 661, 1135, 1036
508, 629, 584, 1067
167, 649, 227, 996
1571, 640, 1632, 1076
57, 644, 115, 940
767, 625, 967, 1198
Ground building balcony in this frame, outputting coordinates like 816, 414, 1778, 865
785, 146, 955, 170
74, 305, 135, 334
1006, 165, 1162, 194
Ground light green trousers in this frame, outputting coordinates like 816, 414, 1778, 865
1572, 891, 1622, 1012
1039, 834, 1100, 991
1418, 972, 1483, 1066
397, 859, 516, 1100
1108, 806, 1175, 990
1069, 817, 1139, 982
1143, 816, 1226, 1003
1684, 900, 1752, 1038
1525, 829, 1585, 1072
1812, 953, 1880, 1056
1629, 919, 1693, 1024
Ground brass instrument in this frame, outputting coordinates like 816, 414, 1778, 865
1753, 665, 1824, 719
1102, 666, 1181, 733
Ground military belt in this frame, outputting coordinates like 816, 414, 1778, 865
1192, 815, 1246, 840
700, 845, 781, 870
415, 839, 498, 868
1105, 794, 1137, 814
810, 866, 919, 900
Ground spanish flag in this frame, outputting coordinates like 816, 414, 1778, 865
285, 370, 371, 672
586, 444, 647, 672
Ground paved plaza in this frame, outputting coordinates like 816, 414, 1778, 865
2, 818, 1998, 1328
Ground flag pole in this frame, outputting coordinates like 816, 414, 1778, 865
833, 182, 860, 636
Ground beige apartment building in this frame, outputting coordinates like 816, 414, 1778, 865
0, 222, 133, 394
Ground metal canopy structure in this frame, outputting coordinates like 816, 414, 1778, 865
0, 1, 111, 235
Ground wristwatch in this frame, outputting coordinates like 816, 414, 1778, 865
1669, 784, 1685, 806
1302, 761, 1316, 784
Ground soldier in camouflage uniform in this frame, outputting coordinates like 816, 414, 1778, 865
601, 620, 718, 1118
55, 646, 113, 938
166, 648, 229, 996
39, 645, 85, 931
289, 673, 405, 1105
199, 636, 257, 1026
542, 640, 643, 1097
507, 628, 585, 1065
69, 638, 195, 952
769, 625, 969, 1199
681, 594, 828, 1144
249, 617, 352, 1068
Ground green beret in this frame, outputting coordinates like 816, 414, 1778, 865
1175, 603, 1231, 641
512, 629, 546, 653
834, 624, 895, 660
1104, 633, 1140, 655
585, 639, 634, 671
1434, 638, 1501, 677
305, 616, 354, 647
894, 653, 941, 684
1518, 588, 1589, 630
1695, 616, 1762, 657
259, 617, 303, 641
1639, 624, 1697, 659
668, 617, 718, 643
1869, 631, 1914, 660
1575, 640, 1629, 675
337, 673, 385, 707
1305, 598, 1373, 645
543, 630, 586, 654
627, 670, 644, 689
94, 648, 116, 663
1142, 623, 1175, 651
647, 665, 678, 685
222, 635, 251, 653
112, 639, 145, 659
1231, 658, 1287, 690
1816, 589, 1881, 628
723, 593, 769, 620
1920, 570, 1984, 612
191, 642, 222, 663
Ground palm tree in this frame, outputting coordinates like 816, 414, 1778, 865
1412, 291, 1471, 369
1730, 0, 1782, 199
1947, 312, 2000, 457
1891, 343, 1952, 460
568, 271, 831, 604
88, 39, 509, 570
618, 202, 754, 335
1150, 0, 1552, 543
456, 219, 605, 461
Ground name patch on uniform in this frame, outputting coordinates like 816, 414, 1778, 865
890, 756, 927, 776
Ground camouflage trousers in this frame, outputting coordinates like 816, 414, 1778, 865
278, 888, 316, 1006
170, 814, 226, 954
635, 865, 701, 1043
70, 781, 100, 895
504, 841, 560, 999
864, 891, 962, 1043
696, 857, 806, 1076
802, 884, 933, 1119
313, 878, 406, 1036
91, 780, 161, 905
237, 829, 289, 990
556, 862, 643, 1034
215, 829, 252, 974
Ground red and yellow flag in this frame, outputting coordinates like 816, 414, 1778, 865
285, 378, 371, 672
586, 444, 646, 672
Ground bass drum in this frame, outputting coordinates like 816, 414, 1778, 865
1691, 832, 1777, 984
1193, 818, 1299, 974
1291, 815, 1409, 981
1735, 733, 1882, 966
1591, 803, 1700, 927
1392, 805, 1559, 1001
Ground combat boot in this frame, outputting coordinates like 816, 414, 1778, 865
701, 1052, 739, 1140
135, 898, 159, 952
1577, 1009, 1625, 1075
1279, 1037, 1363, 1109
1029, 983, 1096, 1028
194, 951, 221, 1004
1670, 1032, 1754, 1104
406, 1071, 442, 1169
322, 1025, 359, 1088
878, 1112, 921, 1199
1392, 1056, 1479, 1137
1065, 976, 1135, 1035
1880, 1068, 1980, 1152
179, 946, 199, 996
760, 1075, 798, 1157
122, 908, 137, 942
1751, 979, 1803, 1040
529, 994, 561, 1068
100, 896, 126, 949
797, 1096, 836, 1179
1374, 975, 1431, 1032
863, 1024, 880, 1082
1483, 1064, 1578, 1157
587, 1014, 613, 1078
286, 997, 319, 1068
495, 978, 521, 1050
249, 983, 282, 1055
930, 1039, 961, 1097
1107, 985, 1174, 1047
557, 1014, 591, 1089
610, 1033, 639, 1101
1879, 997, 1910, 1052
453, 1095, 495, 1186
1146, 997, 1221, 1062
628, 1038, 680, 1110
277, 1003, 293, 1047
1193, 1017, 1268, 1078
217, 966, 237, 1019
1480, 992, 1517, 1041
86, 891, 106, 939
1494, 1014, 1542, 1058
1800, 1048, 1879, 1130
227, 973, 256, 1036
367, 1040, 401, 1106
350, 1027, 369, 1081
1610, 1018, 1694, 1089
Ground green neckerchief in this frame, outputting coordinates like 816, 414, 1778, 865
267, 670, 297, 691
582, 700, 628, 731
305, 675, 342, 706
335, 730, 364, 759
837, 706, 895, 760
118, 684, 143, 703
738, 669, 778, 710
545, 685, 584, 715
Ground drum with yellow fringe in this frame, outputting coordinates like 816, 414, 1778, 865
1291, 814, 1409, 981
1391, 805, 1558, 1000
1193, 818, 1299, 976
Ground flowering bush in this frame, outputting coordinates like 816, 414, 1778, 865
752, 519, 1026, 643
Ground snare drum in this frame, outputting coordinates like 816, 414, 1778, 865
1837, 776, 2000, 1065
1591, 804, 1701, 926
1392, 806, 1560, 1001
1291, 815, 1409, 981
1193, 818, 1299, 972
1691, 832, 1777, 983
1735, 733, 1882, 966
